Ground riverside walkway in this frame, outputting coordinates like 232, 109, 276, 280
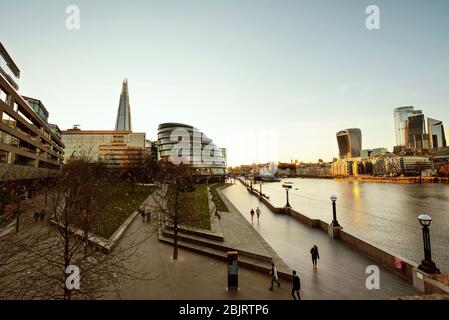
220, 183, 417, 299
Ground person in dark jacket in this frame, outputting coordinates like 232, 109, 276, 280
310, 245, 319, 269
291, 270, 301, 300
250, 209, 255, 222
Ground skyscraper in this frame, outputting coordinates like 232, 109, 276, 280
114, 79, 132, 131
336, 128, 362, 159
427, 118, 447, 149
393, 106, 422, 146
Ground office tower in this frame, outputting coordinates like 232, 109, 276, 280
407, 114, 429, 149
115, 79, 132, 131
393, 106, 422, 146
427, 118, 447, 149
336, 128, 362, 159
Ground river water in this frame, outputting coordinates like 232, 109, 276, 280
244, 178, 449, 275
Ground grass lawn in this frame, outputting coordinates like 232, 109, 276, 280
183, 184, 211, 230
210, 183, 230, 212
91, 184, 155, 239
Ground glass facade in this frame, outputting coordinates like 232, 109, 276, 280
393, 106, 422, 146
114, 80, 132, 131
336, 128, 362, 159
61, 130, 145, 167
427, 118, 447, 149
157, 123, 226, 176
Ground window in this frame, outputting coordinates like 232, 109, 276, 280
0, 130, 19, 147
0, 87, 9, 104
0, 150, 9, 163
2, 112, 17, 128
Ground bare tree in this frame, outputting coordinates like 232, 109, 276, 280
0, 157, 156, 300
149, 163, 209, 260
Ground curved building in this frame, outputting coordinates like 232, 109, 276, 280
158, 123, 226, 177
336, 128, 362, 159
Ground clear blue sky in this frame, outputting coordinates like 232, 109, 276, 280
1, 0, 448, 166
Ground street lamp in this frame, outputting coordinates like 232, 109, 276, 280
282, 182, 292, 207
418, 214, 437, 274
330, 194, 340, 227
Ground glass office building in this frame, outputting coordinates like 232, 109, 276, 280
157, 123, 226, 176
393, 106, 423, 147
114, 79, 132, 131
427, 118, 447, 149
336, 128, 362, 159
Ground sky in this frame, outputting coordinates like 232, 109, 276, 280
1, 0, 448, 166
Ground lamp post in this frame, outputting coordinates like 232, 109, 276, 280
330, 194, 340, 227
282, 182, 292, 207
418, 214, 437, 274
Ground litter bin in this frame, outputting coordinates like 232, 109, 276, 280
227, 251, 238, 290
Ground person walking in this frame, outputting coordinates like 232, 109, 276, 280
269, 262, 280, 290
256, 207, 261, 220
39, 208, 46, 222
250, 209, 255, 222
33, 211, 39, 222
291, 270, 301, 300
140, 208, 146, 222
310, 245, 320, 269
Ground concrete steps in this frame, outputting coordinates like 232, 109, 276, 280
162, 228, 272, 263
158, 231, 274, 276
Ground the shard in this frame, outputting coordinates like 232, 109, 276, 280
114, 79, 132, 131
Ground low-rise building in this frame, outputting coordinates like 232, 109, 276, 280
61, 127, 145, 168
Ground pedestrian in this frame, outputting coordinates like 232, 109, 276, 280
256, 207, 261, 219
140, 208, 146, 222
291, 270, 301, 300
310, 245, 320, 269
146, 210, 151, 223
39, 208, 46, 221
269, 262, 280, 290
250, 209, 255, 221
33, 211, 39, 222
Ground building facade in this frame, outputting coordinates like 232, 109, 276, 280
393, 106, 423, 147
427, 118, 447, 149
1, 42, 64, 180
115, 79, 132, 131
61, 127, 145, 168
336, 128, 362, 159
157, 122, 226, 177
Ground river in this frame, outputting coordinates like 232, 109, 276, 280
242, 178, 449, 275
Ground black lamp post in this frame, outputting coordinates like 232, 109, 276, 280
418, 214, 437, 274
282, 183, 292, 207
330, 194, 340, 227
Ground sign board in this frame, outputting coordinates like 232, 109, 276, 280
227, 251, 238, 290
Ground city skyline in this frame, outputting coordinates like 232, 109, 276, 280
1, 0, 449, 166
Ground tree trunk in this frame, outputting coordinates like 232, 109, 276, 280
173, 220, 178, 260
172, 184, 179, 261
15, 214, 19, 234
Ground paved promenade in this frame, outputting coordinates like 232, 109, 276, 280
106, 206, 293, 300
220, 183, 417, 299
108, 184, 417, 300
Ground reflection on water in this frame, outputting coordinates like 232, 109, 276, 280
259, 178, 449, 275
